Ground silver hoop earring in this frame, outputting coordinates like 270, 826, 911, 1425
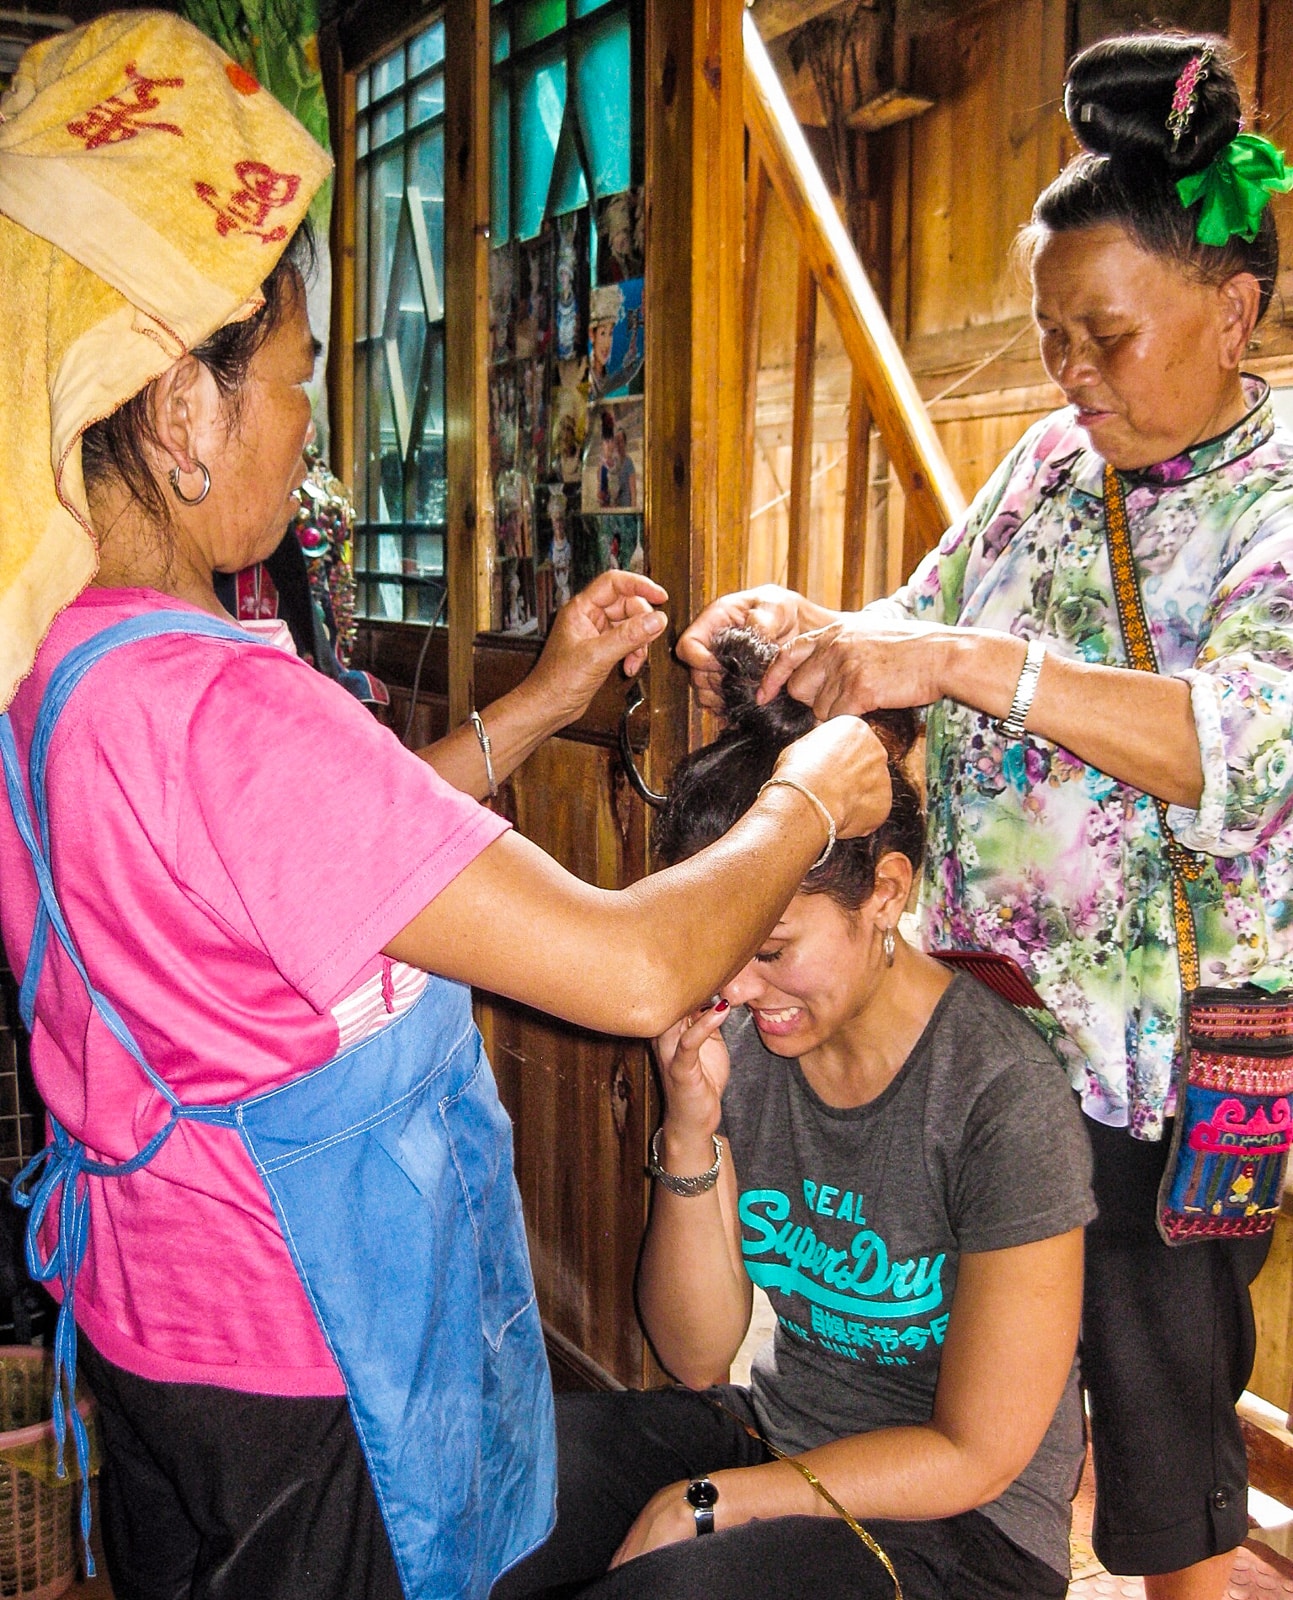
882, 926, 896, 967
168, 462, 211, 506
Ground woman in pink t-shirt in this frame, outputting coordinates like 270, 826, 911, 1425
0, 17, 892, 1600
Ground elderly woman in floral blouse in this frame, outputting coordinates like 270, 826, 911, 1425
681, 33, 1293, 1600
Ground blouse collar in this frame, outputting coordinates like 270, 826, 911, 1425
1067, 375, 1273, 498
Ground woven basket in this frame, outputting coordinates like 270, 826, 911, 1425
0, 1347, 93, 1600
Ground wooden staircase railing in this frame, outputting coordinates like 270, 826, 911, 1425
741, 11, 966, 603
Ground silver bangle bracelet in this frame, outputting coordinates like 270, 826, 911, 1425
647, 1129, 723, 1197
469, 710, 498, 798
756, 776, 836, 871
997, 639, 1046, 741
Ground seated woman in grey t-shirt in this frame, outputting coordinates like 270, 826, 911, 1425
493, 629, 1096, 1600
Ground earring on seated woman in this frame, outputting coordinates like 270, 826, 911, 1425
169, 462, 211, 506
882, 926, 896, 967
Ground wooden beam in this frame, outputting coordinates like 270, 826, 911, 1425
750, 0, 855, 44
744, 10, 965, 549
841, 366, 870, 609
444, 0, 491, 728
1228, 0, 1263, 126
787, 256, 817, 594
741, 155, 772, 585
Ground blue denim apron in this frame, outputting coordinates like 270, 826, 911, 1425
0, 612, 556, 1598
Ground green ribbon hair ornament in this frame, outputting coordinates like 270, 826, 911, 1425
1176, 132, 1293, 246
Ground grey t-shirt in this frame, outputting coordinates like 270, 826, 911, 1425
720, 973, 1096, 1577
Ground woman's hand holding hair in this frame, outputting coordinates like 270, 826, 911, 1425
763, 617, 952, 718
676, 585, 838, 713
418, 570, 668, 799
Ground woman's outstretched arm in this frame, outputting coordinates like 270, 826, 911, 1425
384, 715, 893, 1037
677, 585, 1203, 808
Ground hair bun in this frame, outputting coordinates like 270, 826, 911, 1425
708, 623, 920, 762
1063, 33, 1240, 176
710, 626, 812, 740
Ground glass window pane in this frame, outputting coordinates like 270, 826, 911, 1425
353, 345, 369, 519
410, 126, 446, 318
491, 80, 511, 242
573, 0, 613, 13
372, 98, 405, 149
572, 11, 630, 199
410, 531, 444, 577
356, 69, 370, 111
405, 582, 446, 624
386, 206, 428, 461
414, 333, 446, 525
548, 121, 588, 215
492, 12, 510, 63
513, 0, 565, 50
371, 50, 405, 101
370, 148, 403, 339
408, 19, 445, 74
514, 48, 566, 240
376, 532, 403, 573
371, 355, 402, 522
374, 582, 403, 621
411, 72, 444, 127
355, 163, 369, 346
356, 118, 369, 158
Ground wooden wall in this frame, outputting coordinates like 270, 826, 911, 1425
746, 0, 1293, 599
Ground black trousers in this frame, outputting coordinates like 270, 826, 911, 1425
492, 1387, 1067, 1600
1081, 1116, 1271, 1576
79, 1339, 402, 1600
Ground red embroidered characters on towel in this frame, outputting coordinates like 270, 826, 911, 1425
66, 61, 185, 148
195, 160, 301, 243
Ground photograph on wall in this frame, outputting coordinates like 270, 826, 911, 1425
588, 279, 643, 400
582, 396, 643, 515
595, 188, 644, 284
495, 468, 534, 561
550, 359, 589, 483
489, 365, 518, 476
595, 514, 643, 574
515, 230, 553, 363
500, 555, 539, 636
488, 242, 516, 365
537, 481, 578, 610
518, 358, 549, 478
552, 209, 590, 365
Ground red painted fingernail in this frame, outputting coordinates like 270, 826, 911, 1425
713, 999, 730, 1013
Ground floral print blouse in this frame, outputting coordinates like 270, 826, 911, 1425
881, 380, 1293, 1138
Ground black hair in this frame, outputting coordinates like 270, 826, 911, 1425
653, 627, 925, 913
1027, 34, 1279, 320
80, 223, 317, 527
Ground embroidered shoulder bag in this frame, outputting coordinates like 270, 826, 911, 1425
1104, 463, 1293, 1244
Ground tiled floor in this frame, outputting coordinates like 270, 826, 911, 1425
1067, 1453, 1293, 1598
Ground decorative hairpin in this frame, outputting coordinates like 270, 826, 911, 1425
1167, 48, 1212, 149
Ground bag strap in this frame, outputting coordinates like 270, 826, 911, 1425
1102, 463, 1204, 991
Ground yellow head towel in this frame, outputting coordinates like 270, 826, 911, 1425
0, 10, 333, 708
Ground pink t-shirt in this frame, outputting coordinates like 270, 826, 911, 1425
0, 589, 510, 1395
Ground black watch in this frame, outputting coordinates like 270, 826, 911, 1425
685, 1477, 719, 1535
